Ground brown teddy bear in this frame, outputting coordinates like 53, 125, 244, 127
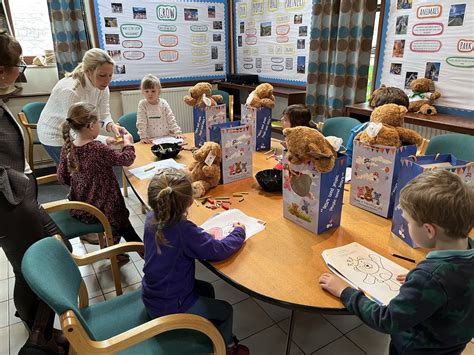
369, 84, 409, 108
408, 78, 441, 115
356, 104, 423, 147
183, 82, 223, 108
245, 83, 276, 109
283, 126, 337, 173
188, 141, 222, 197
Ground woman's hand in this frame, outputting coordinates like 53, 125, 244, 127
140, 138, 153, 144
318, 272, 351, 298
107, 123, 128, 137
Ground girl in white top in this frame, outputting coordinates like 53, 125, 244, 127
136, 74, 182, 144
38, 48, 127, 164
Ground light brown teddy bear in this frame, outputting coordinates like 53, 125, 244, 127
246, 83, 276, 109
408, 78, 441, 115
283, 126, 337, 173
188, 141, 222, 197
356, 104, 423, 147
183, 82, 223, 108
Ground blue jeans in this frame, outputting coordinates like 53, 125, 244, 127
43, 144, 62, 165
186, 279, 234, 345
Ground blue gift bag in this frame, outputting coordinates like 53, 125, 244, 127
350, 141, 417, 218
283, 152, 347, 234
391, 154, 472, 248
209, 121, 242, 146
241, 105, 272, 151
193, 104, 226, 147
220, 124, 253, 184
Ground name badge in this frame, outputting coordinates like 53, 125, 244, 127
149, 115, 161, 119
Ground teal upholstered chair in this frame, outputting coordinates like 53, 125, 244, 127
321, 116, 362, 147
211, 89, 234, 121
117, 112, 140, 199
18, 102, 46, 170
118, 112, 140, 143
424, 133, 474, 161
22, 237, 226, 355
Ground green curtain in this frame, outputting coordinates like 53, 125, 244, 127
47, 0, 90, 78
306, 0, 377, 120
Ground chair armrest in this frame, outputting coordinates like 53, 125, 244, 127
72, 242, 144, 266
36, 173, 58, 185
61, 311, 226, 355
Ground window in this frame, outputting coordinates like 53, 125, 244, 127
5, 0, 54, 63
366, 0, 383, 100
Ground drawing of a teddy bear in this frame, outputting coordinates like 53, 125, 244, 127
364, 186, 374, 202
347, 254, 400, 291
357, 186, 365, 199
235, 161, 242, 174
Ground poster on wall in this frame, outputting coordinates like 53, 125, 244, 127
93, 0, 228, 86
234, 0, 311, 85
377, 0, 474, 114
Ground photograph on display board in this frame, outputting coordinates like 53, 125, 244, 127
378, 0, 474, 113
93, 0, 228, 85
448, 4, 466, 26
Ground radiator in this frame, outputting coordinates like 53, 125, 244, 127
405, 124, 448, 140
120, 87, 194, 133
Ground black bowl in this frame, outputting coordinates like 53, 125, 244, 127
255, 169, 282, 192
151, 143, 182, 160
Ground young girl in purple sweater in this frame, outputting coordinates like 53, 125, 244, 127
142, 168, 248, 352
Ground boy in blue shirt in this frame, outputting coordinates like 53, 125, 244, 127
319, 169, 474, 354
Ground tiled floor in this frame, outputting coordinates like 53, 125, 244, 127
1, 192, 473, 355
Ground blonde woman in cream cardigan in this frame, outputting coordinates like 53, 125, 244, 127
38, 48, 128, 164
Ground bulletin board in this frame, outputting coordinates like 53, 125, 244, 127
233, 0, 312, 86
92, 0, 229, 86
375, 0, 474, 116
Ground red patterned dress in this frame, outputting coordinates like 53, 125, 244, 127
57, 141, 135, 228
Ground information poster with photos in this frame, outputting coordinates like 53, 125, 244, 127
377, 0, 474, 113
93, 0, 228, 86
234, 0, 311, 85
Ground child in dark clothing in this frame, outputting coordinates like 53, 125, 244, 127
319, 170, 474, 354
57, 102, 142, 263
141, 168, 248, 353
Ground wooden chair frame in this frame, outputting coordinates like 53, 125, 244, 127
53, 237, 226, 355
18, 111, 38, 170
37, 175, 124, 295
417, 138, 430, 156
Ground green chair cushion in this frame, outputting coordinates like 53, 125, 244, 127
118, 113, 140, 143
49, 210, 109, 239
22, 102, 46, 125
81, 290, 214, 354
321, 116, 361, 147
425, 133, 474, 162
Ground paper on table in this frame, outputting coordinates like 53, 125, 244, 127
200, 209, 266, 241
129, 159, 186, 180
152, 136, 184, 145
322, 242, 409, 305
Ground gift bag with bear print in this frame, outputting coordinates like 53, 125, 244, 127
193, 104, 226, 147
391, 154, 472, 248
241, 105, 272, 151
282, 152, 347, 234
349, 140, 416, 218
220, 124, 253, 184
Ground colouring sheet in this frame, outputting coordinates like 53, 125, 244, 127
200, 209, 266, 240
152, 136, 184, 145
221, 124, 253, 184
322, 242, 409, 306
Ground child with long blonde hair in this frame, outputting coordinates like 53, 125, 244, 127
57, 102, 142, 262
142, 168, 248, 352
136, 74, 182, 144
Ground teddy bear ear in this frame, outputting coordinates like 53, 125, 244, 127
282, 127, 293, 137
398, 105, 408, 115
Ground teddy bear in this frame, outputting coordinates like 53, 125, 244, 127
407, 78, 441, 115
356, 104, 423, 147
283, 126, 337, 173
188, 141, 222, 197
245, 83, 276, 109
183, 82, 223, 108
369, 84, 409, 108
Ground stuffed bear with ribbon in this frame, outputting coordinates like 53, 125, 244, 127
408, 78, 441, 115
283, 126, 342, 173
183, 82, 223, 108
188, 142, 222, 197
245, 83, 276, 109
356, 104, 423, 147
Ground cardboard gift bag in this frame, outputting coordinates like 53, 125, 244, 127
283, 153, 347, 234
349, 140, 416, 218
241, 104, 272, 151
209, 121, 242, 146
391, 154, 473, 248
220, 124, 253, 184
193, 104, 226, 147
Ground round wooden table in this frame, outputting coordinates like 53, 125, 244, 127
124, 133, 427, 353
